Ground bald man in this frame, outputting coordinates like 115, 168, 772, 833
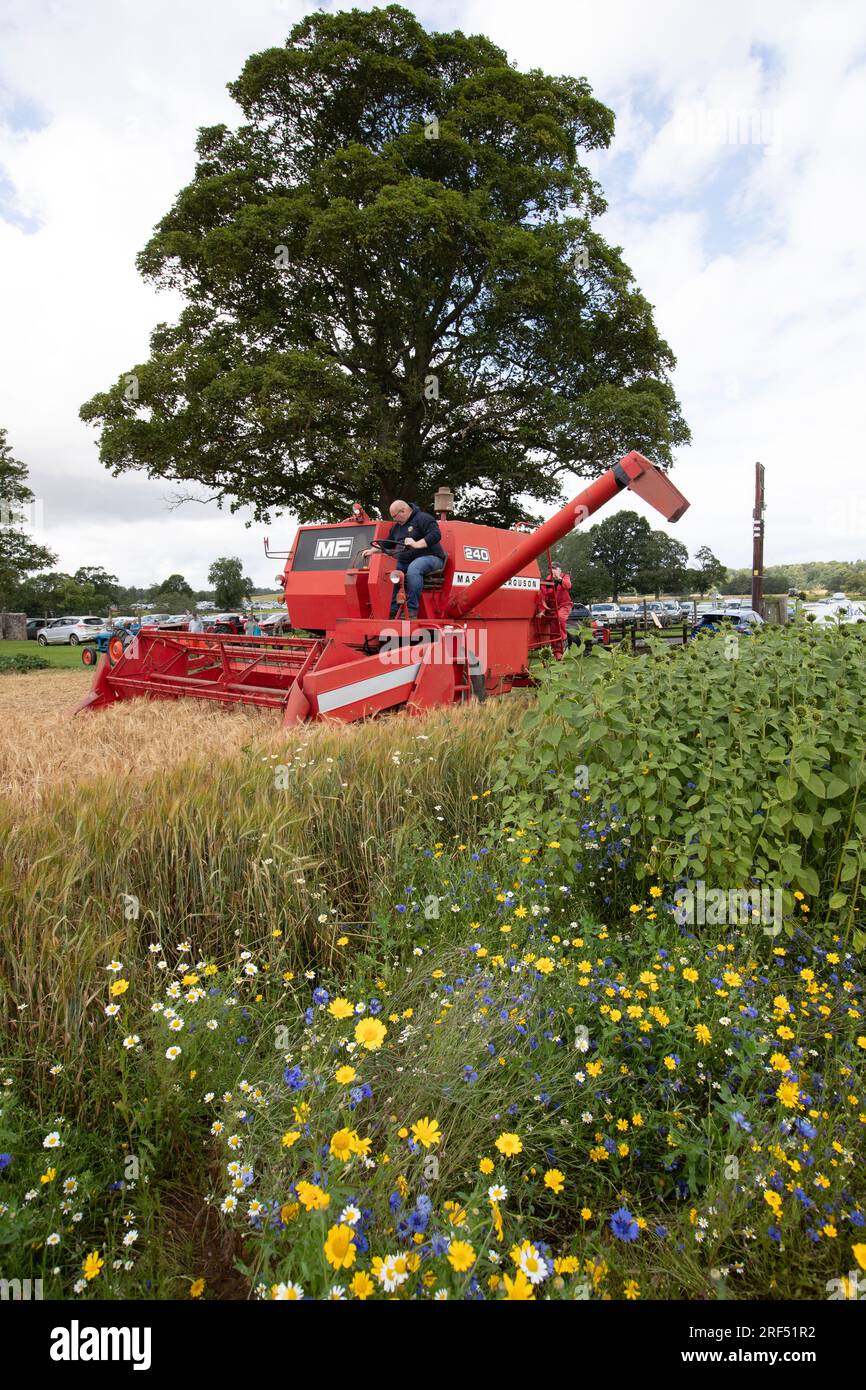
363, 499, 447, 618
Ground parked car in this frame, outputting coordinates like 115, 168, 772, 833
259, 610, 292, 635
617, 603, 640, 621
661, 602, 685, 623
26, 617, 48, 640
590, 603, 622, 628
36, 616, 105, 646
690, 609, 763, 638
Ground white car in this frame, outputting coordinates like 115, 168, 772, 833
36, 616, 105, 646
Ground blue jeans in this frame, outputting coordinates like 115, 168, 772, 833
389, 553, 445, 616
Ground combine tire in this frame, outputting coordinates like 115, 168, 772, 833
466, 653, 487, 702
81, 646, 96, 666
108, 634, 126, 666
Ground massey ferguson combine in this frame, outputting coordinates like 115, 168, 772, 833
75, 451, 688, 726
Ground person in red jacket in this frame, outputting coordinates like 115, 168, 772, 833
552, 564, 572, 645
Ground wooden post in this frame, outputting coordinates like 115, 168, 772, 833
752, 462, 765, 614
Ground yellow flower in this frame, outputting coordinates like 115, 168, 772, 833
535, 958, 554, 974
502, 1270, 535, 1300
852, 1244, 866, 1271
335, 1065, 357, 1084
444, 1200, 467, 1227
350, 1270, 375, 1300
354, 1017, 387, 1051
495, 1132, 523, 1158
580, 1207, 592, 1221
295, 1181, 330, 1211
328, 997, 355, 1020
776, 1079, 801, 1109
447, 1240, 476, 1273
329, 1128, 358, 1162
281, 1130, 301, 1149
543, 1168, 565, 1194
624, 1279, 640, 1300
280, 1201, 300, 1224
82, 1251, 104, 1281
40, 1168, 56, 1185
324, 1223, 357, 1270
479, 1157, 494, 1175
649, 886, 662, 898
694, 1024, 711, 1045
189, 1278, 205, 1298
411, 1117, 442, 1149
683, 967, 699, 983
109, 979, 129, 997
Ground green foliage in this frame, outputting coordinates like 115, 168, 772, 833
588, 510, 651, 599
79, 5, 689, 525
207, 556, 253, 610
0, 428, 57, 609
0, 652, 52, 673
689, 545, 728, 596
551, 527, 611, 602
496, 627, 866, 947
634, 530, 689, 599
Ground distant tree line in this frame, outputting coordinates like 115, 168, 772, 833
552, 510, 727, 601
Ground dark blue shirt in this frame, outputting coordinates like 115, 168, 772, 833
385, 506, 446, 564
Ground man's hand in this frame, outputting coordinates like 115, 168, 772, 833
402, 537, 423, 549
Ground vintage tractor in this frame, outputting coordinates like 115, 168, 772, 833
74, 451, 688, 726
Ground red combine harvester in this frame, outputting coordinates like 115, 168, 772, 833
75, 451, 688, 726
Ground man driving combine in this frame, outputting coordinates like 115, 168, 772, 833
363, 499, 447, 618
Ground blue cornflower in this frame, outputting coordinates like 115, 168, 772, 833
0, 1154, 12, 1170
283, 1064, 307, 1091
312, 987, 329, 1006
731, 1111, 753, 1133
610, 1207, 639, 1242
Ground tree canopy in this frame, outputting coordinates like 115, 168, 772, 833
0, 427, 56, 610
79, 4, 689, 526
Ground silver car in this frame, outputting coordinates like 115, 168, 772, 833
36, 616, 105, 646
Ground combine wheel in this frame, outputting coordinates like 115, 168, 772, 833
108, 634, 126, 666
81, 646, 96, 666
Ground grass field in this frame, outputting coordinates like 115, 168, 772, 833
0, 637, 89, 668
0, 640, 864, 1302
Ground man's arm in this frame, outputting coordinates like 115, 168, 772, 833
404, 514, 441, 550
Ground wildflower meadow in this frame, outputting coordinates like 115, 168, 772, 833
1, 627, 864, 1308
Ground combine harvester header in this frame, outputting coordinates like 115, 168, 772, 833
75, 451, 688, 726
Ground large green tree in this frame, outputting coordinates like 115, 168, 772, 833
551, 527, 612, 602
0, 427, 56, 610
634, 530, 688, 598
208, 556, 253, 609
689, 544, 728, 597
588, 509, 651, 600
79, 5, 688, 526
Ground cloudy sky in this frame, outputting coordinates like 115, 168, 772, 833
1, 0, 864, 589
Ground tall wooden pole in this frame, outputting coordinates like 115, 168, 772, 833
752, 461, 765, 613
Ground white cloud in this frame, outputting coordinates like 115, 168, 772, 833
2, 0, 865, 587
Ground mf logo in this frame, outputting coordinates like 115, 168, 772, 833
463, 546, 489, 562
315, 538, 353, 561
